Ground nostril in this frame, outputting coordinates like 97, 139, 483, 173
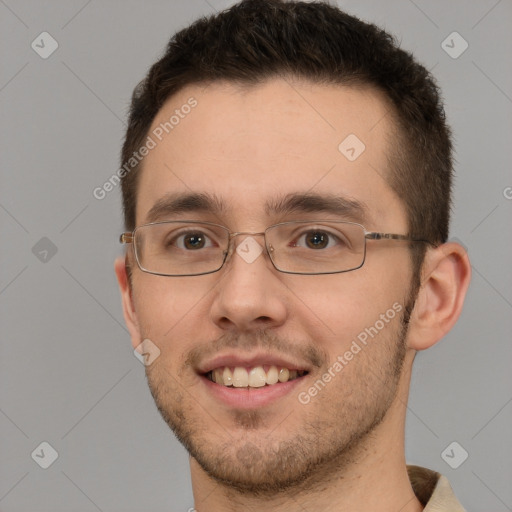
257, 316, 272, 322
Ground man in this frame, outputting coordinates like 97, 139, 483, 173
114, 1, 471, 510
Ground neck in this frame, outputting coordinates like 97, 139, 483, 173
190, 354, 423, 512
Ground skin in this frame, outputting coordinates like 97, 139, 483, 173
115, 78, 471, 511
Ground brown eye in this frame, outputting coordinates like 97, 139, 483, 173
305, 231, 329, 249
182, 232, 206, 250
288, 225, 351, 251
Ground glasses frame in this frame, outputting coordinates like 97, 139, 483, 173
119, 220, 433, 277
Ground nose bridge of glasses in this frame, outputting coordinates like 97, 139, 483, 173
225, 230, 268, 259
228, 230, 266, 240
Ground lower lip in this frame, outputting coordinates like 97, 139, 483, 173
200, 375, 306, 409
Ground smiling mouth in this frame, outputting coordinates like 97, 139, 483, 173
204, 365, 308, 388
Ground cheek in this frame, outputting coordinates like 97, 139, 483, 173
132, 274, 212, 340
292, 257, 411, 350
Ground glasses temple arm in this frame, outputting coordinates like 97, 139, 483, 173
365, 232, 433, 244
120, 233, 134, 244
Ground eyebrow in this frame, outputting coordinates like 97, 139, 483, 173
144, 191, 369, 224
145, 192, 227, 223
266, 192, 368, 222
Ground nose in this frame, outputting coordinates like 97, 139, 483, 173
209, 233, 288, 332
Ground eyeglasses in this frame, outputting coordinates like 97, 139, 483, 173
119, 220, 431, 276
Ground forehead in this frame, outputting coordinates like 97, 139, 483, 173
135, 78, 406, 231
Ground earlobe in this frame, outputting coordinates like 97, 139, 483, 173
114, 256, 142, 349
407, 242, 471, 351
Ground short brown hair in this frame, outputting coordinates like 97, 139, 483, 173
120, 0, 452, 276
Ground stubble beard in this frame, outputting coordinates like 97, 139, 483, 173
145, 296, 414, 498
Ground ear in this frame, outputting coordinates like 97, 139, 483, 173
114, 256, 142, 350
407, 242, 471, 351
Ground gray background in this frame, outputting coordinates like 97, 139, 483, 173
1, 0, 511, 510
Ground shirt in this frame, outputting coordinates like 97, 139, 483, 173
408, 465, 466, 511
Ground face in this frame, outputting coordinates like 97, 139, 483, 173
124, 78, 418, 493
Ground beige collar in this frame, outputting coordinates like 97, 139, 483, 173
407, 465, 466, 511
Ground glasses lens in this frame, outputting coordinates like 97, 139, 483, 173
267, 221, 365, 274
135, 222, 229, 276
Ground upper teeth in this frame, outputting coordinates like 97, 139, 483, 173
209, 366, 305, 387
